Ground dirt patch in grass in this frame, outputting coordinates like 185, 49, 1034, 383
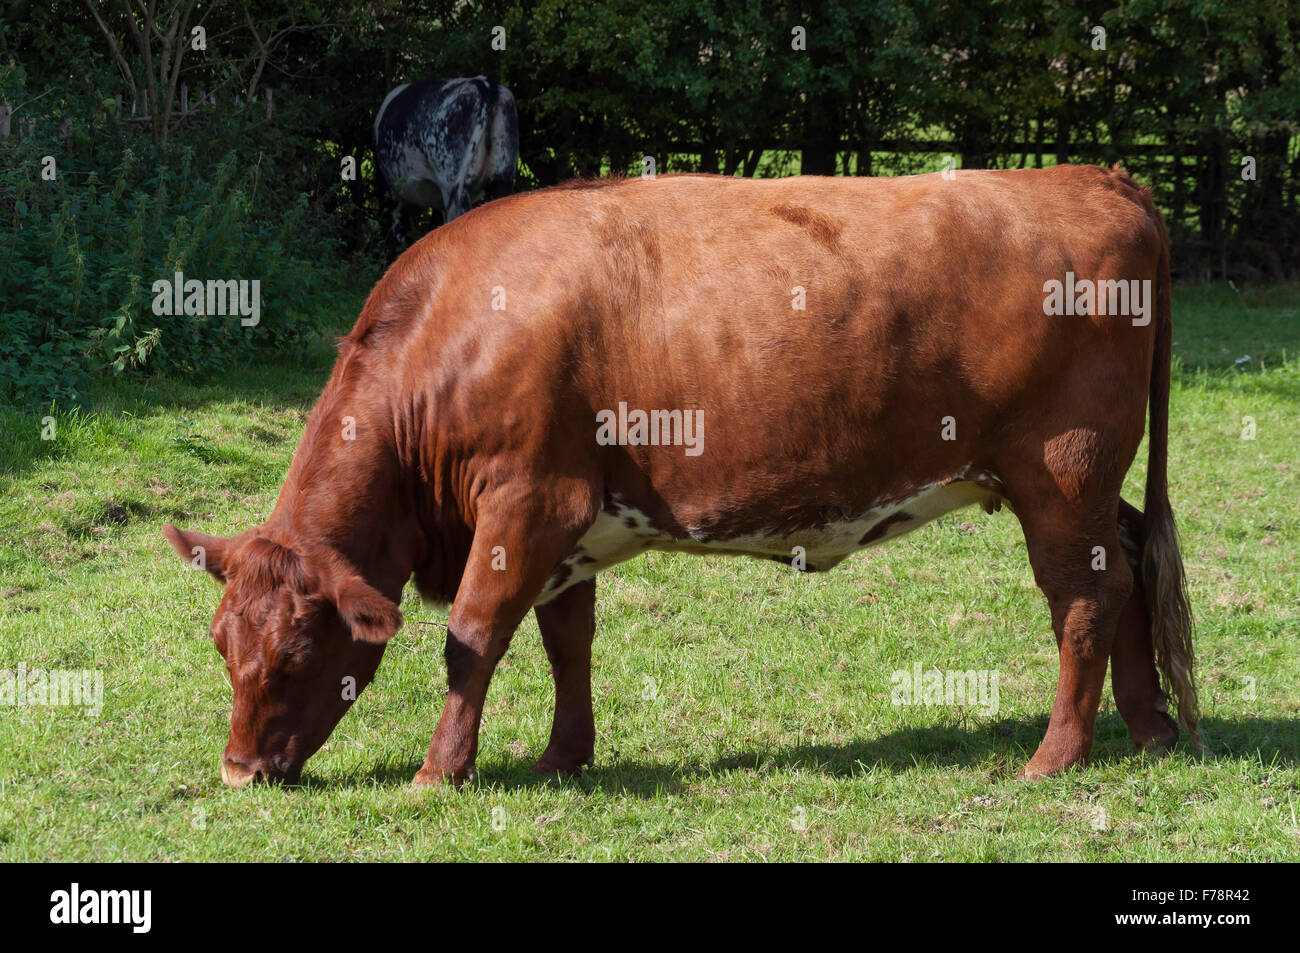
65, 498, 154, 540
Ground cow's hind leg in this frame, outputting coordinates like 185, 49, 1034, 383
387, 201, 410, 261
442, 182, 474, 222
484, 169, 514, 202
533, 578, 596, 776
1014, 493, 1134, 780
1111, 499, 1180, 753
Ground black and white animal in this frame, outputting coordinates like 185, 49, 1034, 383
373, 77, 519, 252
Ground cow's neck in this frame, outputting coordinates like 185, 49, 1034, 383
268, 384, 419, 605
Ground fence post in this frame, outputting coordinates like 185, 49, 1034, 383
0, 102, 11, 137
181, 83, 189, 115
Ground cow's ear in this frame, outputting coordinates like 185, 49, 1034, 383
163, 525, 232, 582
333, 576, 403, 644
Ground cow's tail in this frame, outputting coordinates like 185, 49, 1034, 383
1142, 208, 1201, 749
477, 76, 497, 146
461, 77, 495, 174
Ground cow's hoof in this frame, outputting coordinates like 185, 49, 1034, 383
1130, 711, 1180, 755
532, 750, 593, 778
1017, 750, 1085, 781
412, 764, 476, 788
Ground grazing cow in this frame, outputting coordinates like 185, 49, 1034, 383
165, 165, 1199, 789
373, 76, 518, 254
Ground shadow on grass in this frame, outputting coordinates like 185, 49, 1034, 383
305, 713, 1299, 797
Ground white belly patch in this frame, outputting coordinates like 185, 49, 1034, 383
533, 472, 1005, 606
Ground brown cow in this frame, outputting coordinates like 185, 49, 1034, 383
164, 165, 1198, 788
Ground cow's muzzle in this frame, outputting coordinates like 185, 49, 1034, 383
221, 756, 299, 788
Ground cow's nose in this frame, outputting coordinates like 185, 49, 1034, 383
220, 756, 269, 788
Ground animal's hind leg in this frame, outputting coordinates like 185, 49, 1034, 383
1013, 492, 1134, 780
1110, 499, 1180, 753
387, 202, 410, 261
533, 578, 596, 776
442, 182, 474, 222
484, 167, 515, 202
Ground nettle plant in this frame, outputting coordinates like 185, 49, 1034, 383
0, 141, 322, 405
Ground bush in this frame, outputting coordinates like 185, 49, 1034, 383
0, 130, 344, 406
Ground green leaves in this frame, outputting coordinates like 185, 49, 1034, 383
0, 144, 336, 405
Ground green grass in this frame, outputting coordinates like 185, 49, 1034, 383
1, 283, 1297, 861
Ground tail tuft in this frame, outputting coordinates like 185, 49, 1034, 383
1142, 503, 1201, 747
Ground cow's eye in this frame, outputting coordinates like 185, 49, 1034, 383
280, 647, 313, 675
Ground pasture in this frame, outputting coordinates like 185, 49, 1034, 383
0, 282, 1296, 862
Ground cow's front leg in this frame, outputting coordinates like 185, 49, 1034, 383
414, 491, 597, 788
534, 578, 596, 776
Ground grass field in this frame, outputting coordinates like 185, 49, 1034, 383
0, 282, 1296, 861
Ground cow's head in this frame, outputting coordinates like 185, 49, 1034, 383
163, 525, 401, 787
